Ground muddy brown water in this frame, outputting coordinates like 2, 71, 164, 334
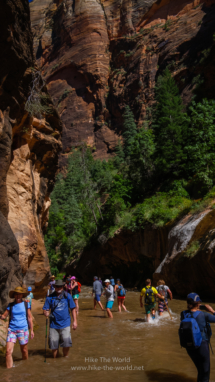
1, 287, 215, 382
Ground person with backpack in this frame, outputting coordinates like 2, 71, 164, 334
64, 278, 72, 294
103, 279, 114, 318
179, 293, 215, 382
156, 279, 173, 316
43, 279, 77, 358
140, 279, 164, 322
115, 279, 127, 312
92, 276, 104, 311
70, 276, 81, 315
47, 275, 56, 296
25, 286, 34, 310
0, 286, 34, 368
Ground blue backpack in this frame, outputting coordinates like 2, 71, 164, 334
179, 311, 202, 349
119, 286, 126, 297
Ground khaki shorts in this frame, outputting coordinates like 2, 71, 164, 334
49, 326, 72, 349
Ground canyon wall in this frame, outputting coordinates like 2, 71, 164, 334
30, 0, 215, 162
0, 0, 62, 309
70, 205, 215, 298
29, 0, 215, 296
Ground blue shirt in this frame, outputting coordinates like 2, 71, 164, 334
7, 301, 30, 331
93, 280, 103, 295
110, 278, 115, 286
25, 292, 34, 307
43, 292, 76, 329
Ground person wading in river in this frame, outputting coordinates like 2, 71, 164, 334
156, 279, 173, 316
179, 293, 215, 382
140, 279, 164, 322
70, 276, 80, 315
115, 279, 127, 312
0, 286, 34, 368
43, 280, 77, 358
103, 279, 114, 318
92, 276, 104, 310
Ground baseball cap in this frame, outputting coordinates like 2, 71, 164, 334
71, 276, 76, 280
104, 279, 110, 283
187, 293, 202, 302
27, 287, 32, 292
94, 276, 98, 280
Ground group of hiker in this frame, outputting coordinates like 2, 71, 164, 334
1, 277, 215, 382
92, 276, 127, 317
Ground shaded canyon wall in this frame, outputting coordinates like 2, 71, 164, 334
0, 0, 62, 310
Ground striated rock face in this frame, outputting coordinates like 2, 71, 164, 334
0, 0, 62, 302
153, 208, 215, 298
0, 108, 22, 313
30, 0, 215, 161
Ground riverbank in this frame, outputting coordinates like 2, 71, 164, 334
1, 287, 215, 381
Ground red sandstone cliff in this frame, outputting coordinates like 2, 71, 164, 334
28, 0, 215, 295
0, 0, 62, 307
30, 0, 215, 162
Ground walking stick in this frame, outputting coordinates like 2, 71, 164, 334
44, 317, 48, 362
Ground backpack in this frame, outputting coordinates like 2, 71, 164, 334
179, 311, 202, 349
77, 282, 81, 293
119, 286, 126, 297
145, 286, 155, 305
9, 301, 30, 329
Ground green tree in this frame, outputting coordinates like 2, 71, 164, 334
153, 68, 187, 177
122, 106, 138, 158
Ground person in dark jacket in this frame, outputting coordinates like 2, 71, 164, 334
92, 276, 104, 310
180, 293, 215, 382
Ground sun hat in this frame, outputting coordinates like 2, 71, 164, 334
104, 279, 110, 283
71, 276, 76, 280
187, 293, 202, 302
50, 275, 55, 279
54, 280, 65, 287
27, 287, 32, 291
9, 286, 28, 299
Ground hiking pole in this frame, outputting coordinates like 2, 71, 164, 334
44, 317, 48, 362
163, 300, 173, 320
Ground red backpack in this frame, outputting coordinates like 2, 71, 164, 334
77, 282, 81, 293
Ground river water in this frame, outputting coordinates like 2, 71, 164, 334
1, 287, 215, 382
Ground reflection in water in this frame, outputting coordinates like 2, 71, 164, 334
0, 287, 215, 382
146, 369, 196, 382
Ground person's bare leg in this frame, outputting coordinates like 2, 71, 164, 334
107, 308, 113, 318
122, 300, 127, 311
6, 342, 14, 369
98, 301, 104, 310
20, 344, 28, 360
94, 298, 97, 309
75, 299, 79, 314
146, 313, 150, 322
52, 349, 59, 358
63, 347, 70, 357
159, 312, 163, 316
118, 299, 121, 312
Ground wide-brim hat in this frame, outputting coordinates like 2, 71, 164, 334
9, 286, 28, 299
54, 280, 65, 287
50, 275, 55, 279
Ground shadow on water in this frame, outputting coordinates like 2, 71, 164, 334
28, 349, 53, 358
146, 369, 196, 382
